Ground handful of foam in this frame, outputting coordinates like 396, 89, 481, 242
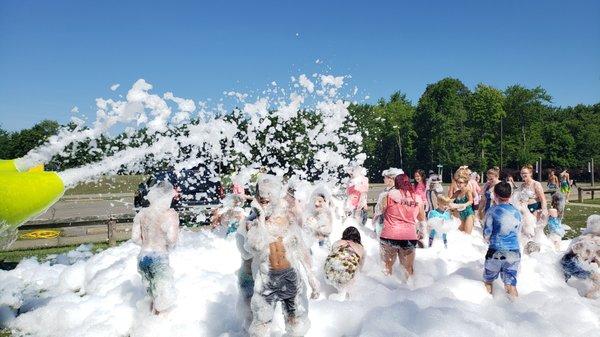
0, 159, 65, 228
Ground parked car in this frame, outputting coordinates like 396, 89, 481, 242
134, 169, 225, 226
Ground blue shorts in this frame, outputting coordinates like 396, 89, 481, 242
483, 249, 520, 286
547, 217, 565, 237
137, 253, 173, 301
238, 269, 255, 299
561, 252, 592, 281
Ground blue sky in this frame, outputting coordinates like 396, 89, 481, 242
1, 0, 599, 131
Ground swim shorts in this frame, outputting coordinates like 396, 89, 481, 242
483, 249, 521, 286
561, 252, 592, 281
260, 268, 299, 317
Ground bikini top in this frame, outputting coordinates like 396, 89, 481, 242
518, 183, 537, 200
455, 194, 468, 204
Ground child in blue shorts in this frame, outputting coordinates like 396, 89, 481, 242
483, 181, 522, 298
560, 215, 600, 298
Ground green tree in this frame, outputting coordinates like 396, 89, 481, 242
414, 78, 473, 177
0, 126, 10, 159
503, 85, 551, 167
541, 121, 576, 168
369, 92, 416, 177
6, 120, 59, 159
467, 84, 506, 171
559, 103, 600, 171
348, 103, 382, 180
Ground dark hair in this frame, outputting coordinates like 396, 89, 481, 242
414, 169, 426, 188
395, 174, 415, 194
499, 170, 512, 182
341, 226, 362, 245
315, 193, 327, 200
494, 181, 512, 199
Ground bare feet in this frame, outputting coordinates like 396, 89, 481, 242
505, 285, 518, 298
151, 302, 160, 315
484, 282, 493, 294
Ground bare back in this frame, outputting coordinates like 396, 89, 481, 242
133, 208, 179, 254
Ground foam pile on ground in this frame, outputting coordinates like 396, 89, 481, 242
1, 220, 599, 337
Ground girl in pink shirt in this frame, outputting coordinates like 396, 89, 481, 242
413, 169, 427, 208
379, 174, 426, 277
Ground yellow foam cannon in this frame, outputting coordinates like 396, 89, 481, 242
0, 159, 18, 172
0, 160, 65, 229
0, 159, 44, 172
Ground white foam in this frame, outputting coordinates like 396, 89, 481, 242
1, 221, 599, 337
34, 74, 364, 187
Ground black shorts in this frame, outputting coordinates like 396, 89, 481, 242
380, 238, 419, 250
260, 268, 299, 317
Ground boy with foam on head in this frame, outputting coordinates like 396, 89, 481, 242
245, 174, 319, 337
560, 215, 600, 298
131, 181, 179, 315
482, 181, 522, 298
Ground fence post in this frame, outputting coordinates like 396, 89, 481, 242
108, 215, 117, 246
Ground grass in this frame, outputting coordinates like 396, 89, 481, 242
0, 329, 12, 337
0, 243, 111, 263
574, 198, 600, 205
64, 175, 146, 195
562, 203, 600, 239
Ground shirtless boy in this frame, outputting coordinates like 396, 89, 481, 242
131, 181, 179, 315
245, 175, 319, 337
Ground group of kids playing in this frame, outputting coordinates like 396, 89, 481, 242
130, 164, 599, 336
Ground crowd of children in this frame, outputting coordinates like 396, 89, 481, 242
129, 163, 599, 335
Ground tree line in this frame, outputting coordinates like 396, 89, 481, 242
1, 77, 599, 183
349, 77, 600, 182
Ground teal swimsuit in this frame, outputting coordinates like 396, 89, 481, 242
560, 179, 570, 194
455, 194, 474, 220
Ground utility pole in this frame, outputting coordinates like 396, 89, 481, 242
500, 118, 504, 170
397, 131, 403, 168
539, 157, 542, 182
592, 158, 595, 187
